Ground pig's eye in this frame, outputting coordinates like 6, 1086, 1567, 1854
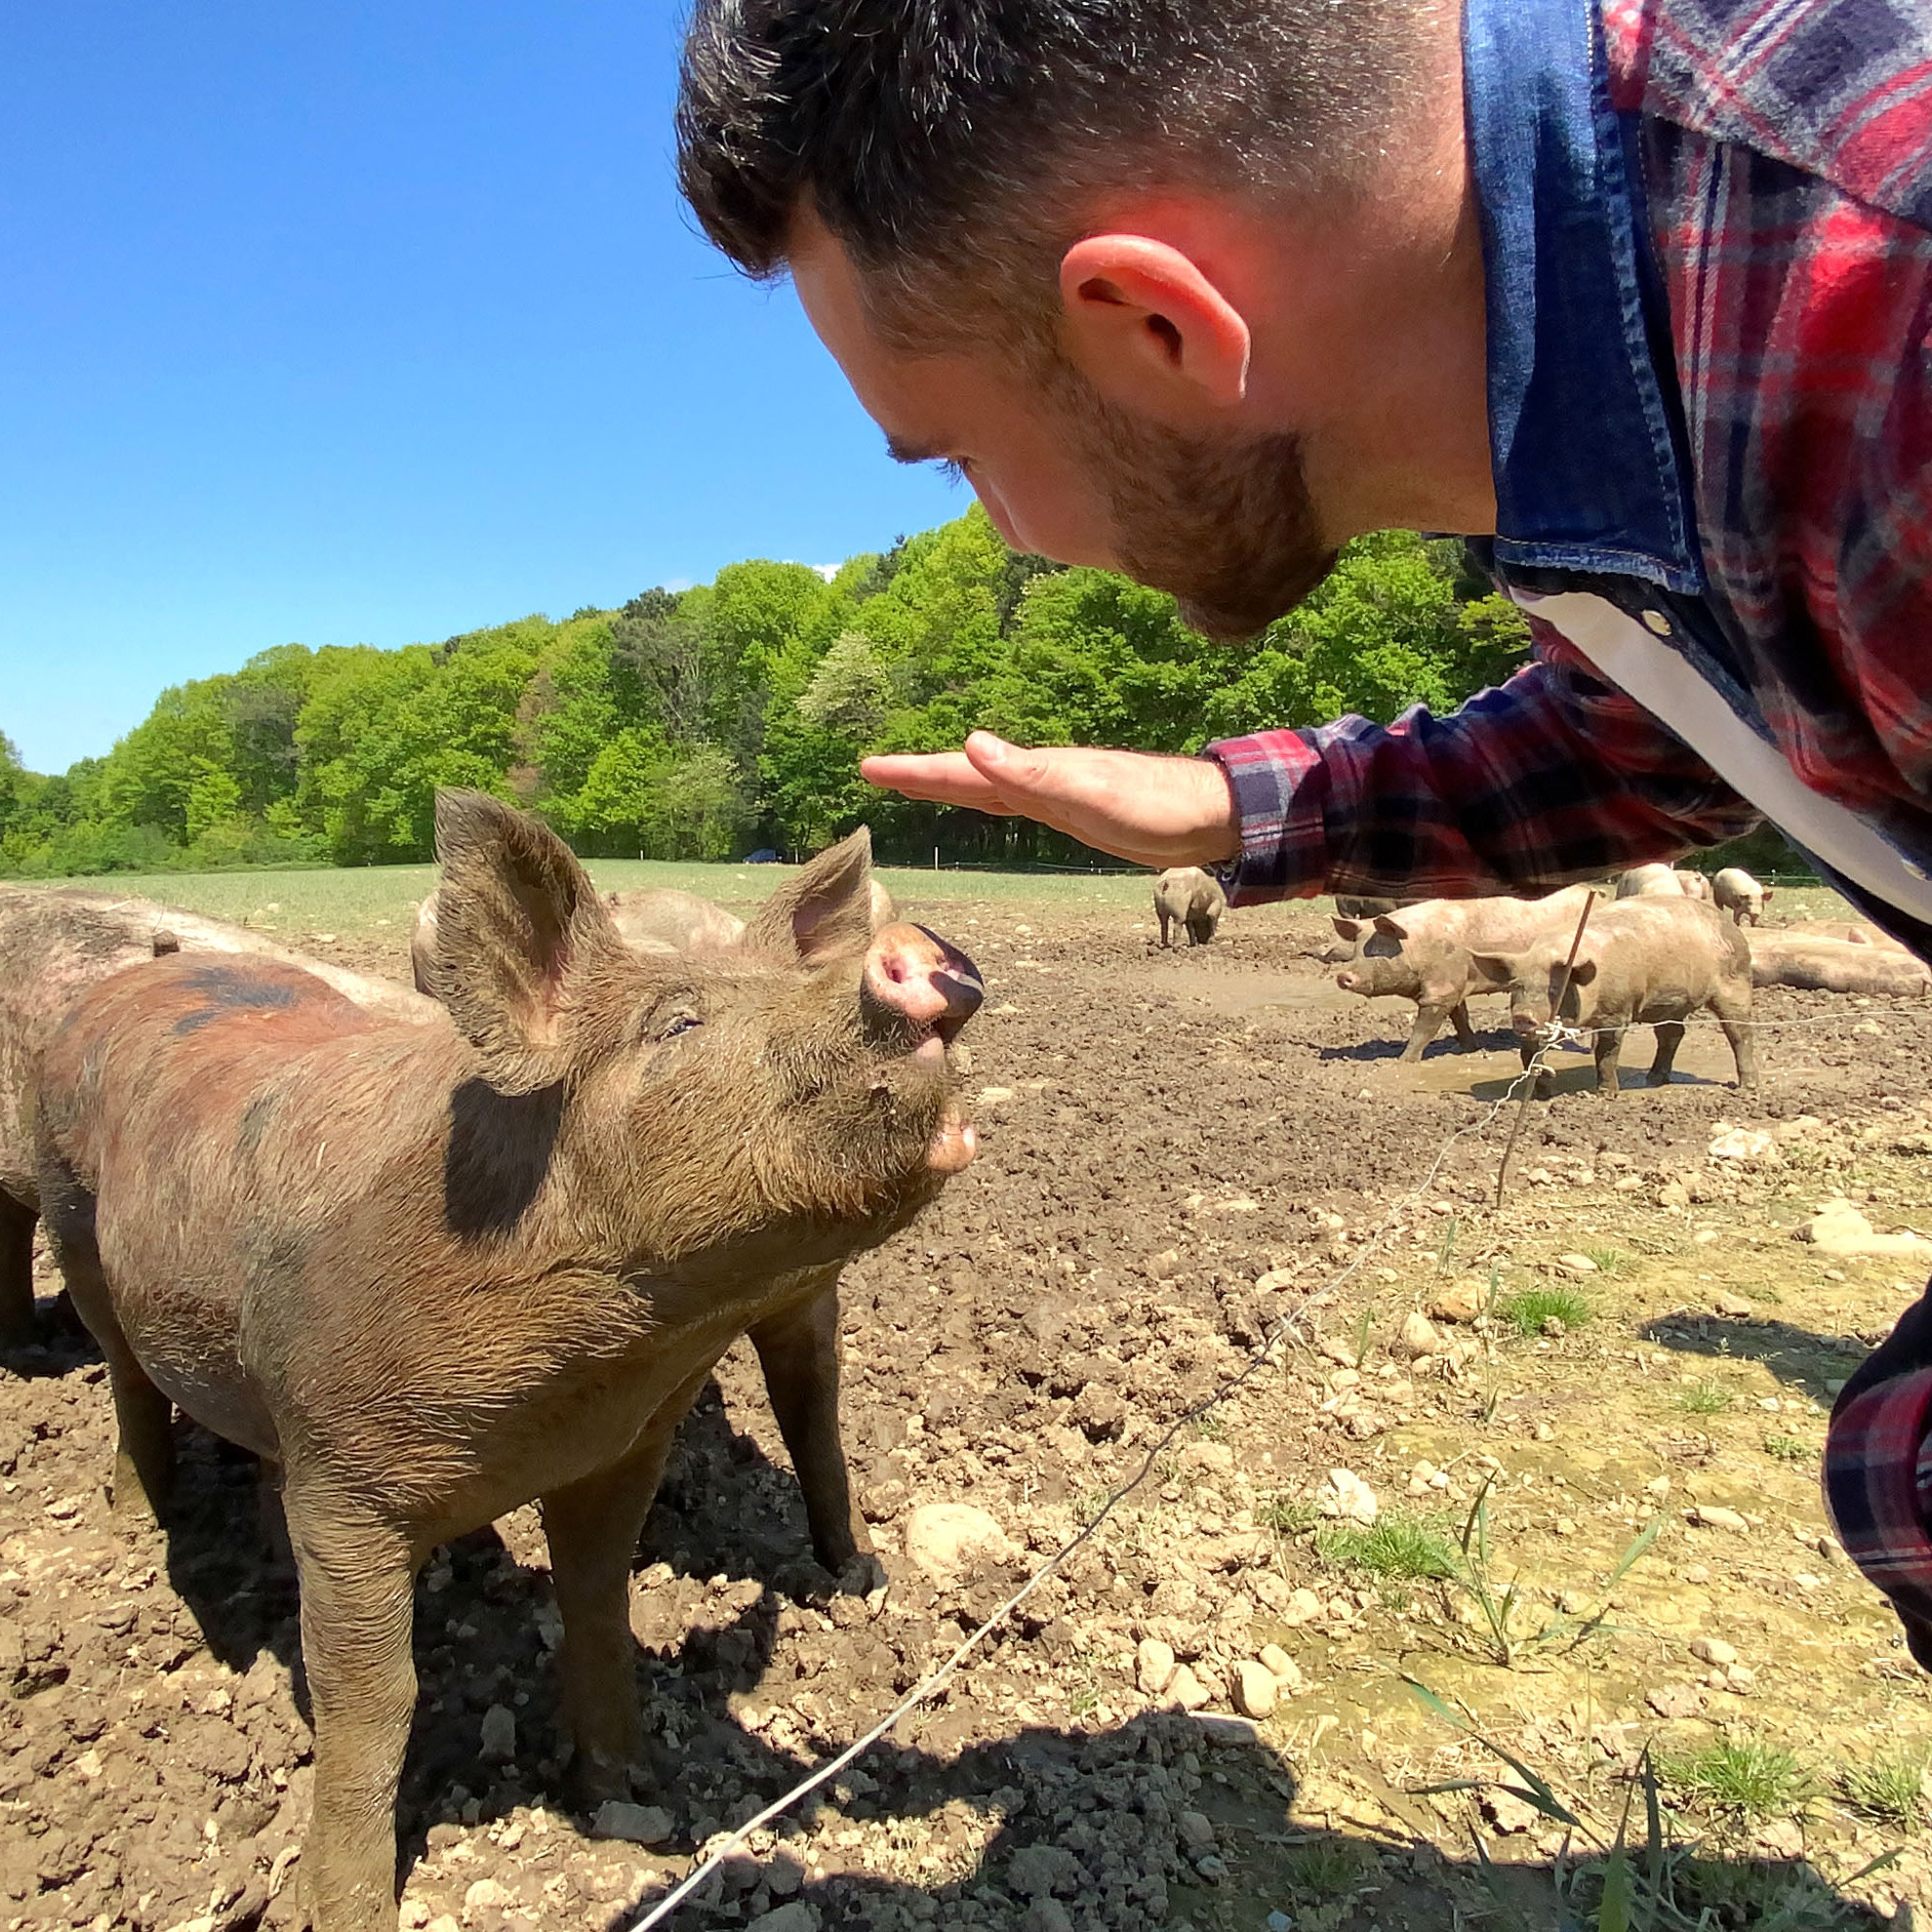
660, 1012, 703, 1040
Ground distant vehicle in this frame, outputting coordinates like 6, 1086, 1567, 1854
745, 848, 782, 864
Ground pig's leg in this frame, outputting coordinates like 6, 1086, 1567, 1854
1591, 1026, 1626, 1096
40, 1188, 174, 1519
1711, 991, 1759, 1088
1449, 1001, 1476, 1049
1516, 1040, 1553, 1101
1400, 1001, 1458, 1062
749, 1280, 877, 1584
283, 1493, 419, 1932
1647, 1021, 1686, 1086
542, 1364, 713, 1805
0, 1191, 35, 1346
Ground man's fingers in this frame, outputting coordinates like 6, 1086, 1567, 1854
860, 752, 1010, 810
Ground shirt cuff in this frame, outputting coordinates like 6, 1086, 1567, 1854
1201, 730, 1331, 906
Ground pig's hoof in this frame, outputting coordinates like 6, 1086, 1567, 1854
565, 1748, 634, 1811
833, 1551, 889, 1602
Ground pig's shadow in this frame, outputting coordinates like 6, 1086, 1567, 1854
1316, 1024, 1522, 1065
1638, 1312, 1872, 1403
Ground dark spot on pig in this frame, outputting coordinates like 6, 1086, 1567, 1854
236, 1092, 278, 1155
242, 1227, 307, 1299
443, 1078, 562, 1238
171, 964, 301, 1035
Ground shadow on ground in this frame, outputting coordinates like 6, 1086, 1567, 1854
1639, 1312, 1874, 1401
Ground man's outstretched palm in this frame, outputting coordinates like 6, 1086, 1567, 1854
861, 732, 1240, 871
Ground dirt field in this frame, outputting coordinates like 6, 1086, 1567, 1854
4, 871, 1930, 1931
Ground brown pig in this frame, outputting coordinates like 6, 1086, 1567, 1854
1154, 865, 1227, 946
0, 886, 439, 1347
33, 794, 981, 1932
1747, 932, 1932, 994
418, 875, 887, 1583
1473, 897, 1757, 1096
1331, 886, 1595, 1062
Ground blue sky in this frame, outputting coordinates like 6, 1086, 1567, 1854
0, 3, 962, 773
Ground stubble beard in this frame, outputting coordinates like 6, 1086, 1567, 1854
1061, 381, 1338, 641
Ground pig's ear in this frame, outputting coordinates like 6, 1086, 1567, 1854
747, 827, 876, 964
1762, 887, 1775, 901
1566, 958, 1598, 986
1331, 917, 1362, 941
429, 790, 625, 1093
1372, 914, 1409, 940
1468, 950, 1520, 988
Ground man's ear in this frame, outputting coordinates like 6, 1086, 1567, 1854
427, 790, 628, 1093
746, 827, 876, 964
1057, 232, 1251, 420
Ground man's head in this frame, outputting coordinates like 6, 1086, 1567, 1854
678, 0, 1461, 637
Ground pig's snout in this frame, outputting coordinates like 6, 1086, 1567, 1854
862, 923, 984, 1047
1336, 970, 1361, 993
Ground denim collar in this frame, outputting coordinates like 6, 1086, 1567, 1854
1463, 0, 1704, 594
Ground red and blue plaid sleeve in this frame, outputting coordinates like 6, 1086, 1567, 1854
1204, 630, 1761, 906
1825, 1367, 1932, 1670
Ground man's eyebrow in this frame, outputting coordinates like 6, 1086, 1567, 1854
884, 434, 947, 465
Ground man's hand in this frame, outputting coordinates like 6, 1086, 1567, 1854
860, 733, 1241, 870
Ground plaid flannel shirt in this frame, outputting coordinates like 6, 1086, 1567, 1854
1208, 0, 1932, 909
1203, 0, 1932, 1665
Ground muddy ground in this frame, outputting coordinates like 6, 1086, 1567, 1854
4, 890, 1931, 1931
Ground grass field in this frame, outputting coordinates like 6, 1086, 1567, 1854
39, 860, 1854, 943
42, 857, 1161, 936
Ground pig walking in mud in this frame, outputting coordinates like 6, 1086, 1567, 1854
1331, 886, 1594, 1062
1473, 897, 1757, 1097
0, 886, 439, 1347
1153, 865, 1227, 946
33, 795, 981, 1932
1712, 865, 1773, 925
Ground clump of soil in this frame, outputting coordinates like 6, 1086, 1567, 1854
3, 896, 1928, 1929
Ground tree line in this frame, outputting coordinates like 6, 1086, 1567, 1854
0, 511, 1531, 875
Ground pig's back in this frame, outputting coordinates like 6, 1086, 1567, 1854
1412, 885, 1595, 953
39, 954, 453, 1458
1595, 897, 1750, 996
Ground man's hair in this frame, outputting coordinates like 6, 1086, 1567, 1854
677, 0, 1422, 350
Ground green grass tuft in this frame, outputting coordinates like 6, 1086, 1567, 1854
1256, 1494, 1319, 1537
1315, 1513, 1462, 1581
1278, 1839, 1373, 1899
1675, 1379, 1733, 1416
1580, 1246, 1634, 1276
1762, 1432, 1809, 1463
1661, 1737, 1809, 1821
1839, 1748, 1929, 1829
1499, 1286, 1591, 1338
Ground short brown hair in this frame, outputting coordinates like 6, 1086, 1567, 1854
677, 0, 1421, 350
